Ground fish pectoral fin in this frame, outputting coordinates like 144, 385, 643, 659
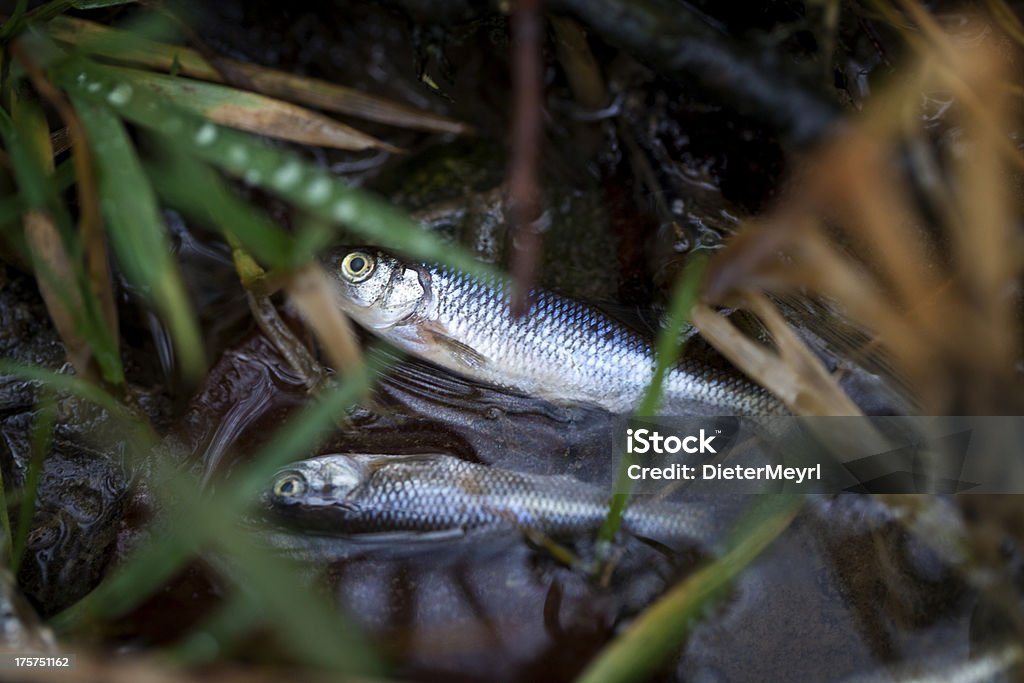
420, 325, 489, 371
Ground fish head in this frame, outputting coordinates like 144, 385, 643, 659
322, 247, 426, 330
266, 455, 365, 518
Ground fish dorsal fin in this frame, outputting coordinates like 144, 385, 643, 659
419, 322, 489, 371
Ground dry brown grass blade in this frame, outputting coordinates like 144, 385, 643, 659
985, 0, 1024, 45
224, 236, 328, 387
285, 263, 363, 373
246, 292, 325, 390
888, 0, 1024, 174
700, 15, 1022, 415
23, 210, 96, 382
48, 16, 472, 136
11, 63, 104, 384
207, 102, 401, 153
692, 296, 863, 416
14, 40, 121, 373
812, 133, 941, 310
797, 136, 961, 388
946, 42, 1018, 373
115, 67, 401, 153
550, 16, 607, 110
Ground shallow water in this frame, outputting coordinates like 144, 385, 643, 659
1, 1, 1021, 680
159, 318, 984, 681
0, 239, 1007, 681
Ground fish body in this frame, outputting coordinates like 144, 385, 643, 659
322, 247, 784, 415
267, 453, 716, 549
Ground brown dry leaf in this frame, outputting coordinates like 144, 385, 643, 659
207, 100, 400, 153
115, 67, 401, 153
550, 16, 608, 110
23, 210, 96, 382
14, 39, 121, 381
692, 297, 862, 416
285, 263, 363, 372
48, 16, 472, 136
699, 16, 1022, 415
208, 102, 401, 153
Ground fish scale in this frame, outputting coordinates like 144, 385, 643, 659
268, 453, 717, 549
424, 263, 783, 415
324, 248, 785, 415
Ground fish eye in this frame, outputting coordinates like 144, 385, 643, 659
341, 251, 375, 282
273, 474, 306, 498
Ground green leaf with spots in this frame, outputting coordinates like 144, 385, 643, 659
71, 96, 206, 382
51, 57, 500, 282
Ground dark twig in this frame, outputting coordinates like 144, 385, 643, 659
508, 0, 543, 318
551, 0, 841, 146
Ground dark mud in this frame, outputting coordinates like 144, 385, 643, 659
1, 1, 1020, 681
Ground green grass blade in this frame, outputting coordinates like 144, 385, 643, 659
598, 254, 707, 546
638, 255, 707, 416
52, 58, 498, 281
167, 595, 259, 665
0, 0, 29, 41
0, 102, 125, 385
220, 348, 389, 509
45, 15, 470, 134
143, 145, 300, 269
11, 392, 56, 573
102, 460, 386, 675
0, 360, 132, 418
0, 158, 76, 232
25, 0, 138, 25
217, 532, 385, 675
50, 525, 197, 633
0, 196, 24, 226
0, 104, 65, 215
71, 95, 206, 382
50, 350, 386, 632
578, 495, 803, 683
104, 65, 396, 151
70, 0, 139, 8
0, 363, 149, 583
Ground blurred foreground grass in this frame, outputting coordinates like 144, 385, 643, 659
0, 1, 495, 675
0, 3, 805, 676
0, 1, 1023, 682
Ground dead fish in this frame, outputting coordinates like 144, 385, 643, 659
266, 452, 717, 549
322, 247, 784, 415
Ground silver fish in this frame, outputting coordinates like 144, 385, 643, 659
322, 247, 784, 415
266, 453, 716, 549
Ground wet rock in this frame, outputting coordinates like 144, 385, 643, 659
0, 267, 139, 615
